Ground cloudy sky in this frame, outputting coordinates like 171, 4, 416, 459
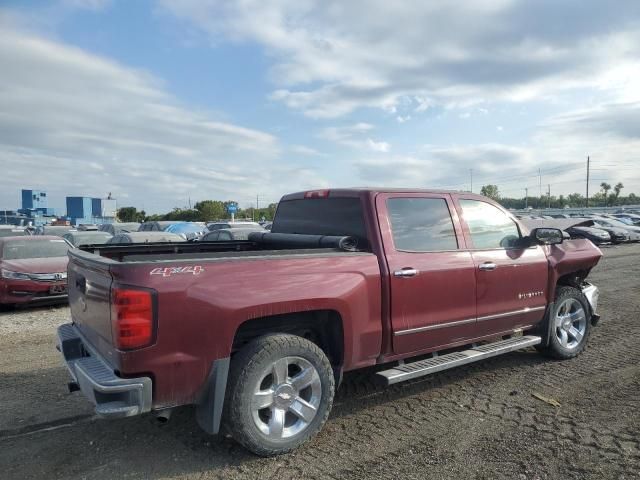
1, 0, 639, 213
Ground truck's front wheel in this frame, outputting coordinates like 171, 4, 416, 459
223, 334, 335, 456
536, 286, 592, 359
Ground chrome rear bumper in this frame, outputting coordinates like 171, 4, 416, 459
57, 323, 152, 418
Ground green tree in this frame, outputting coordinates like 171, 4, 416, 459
566, 193, 585, 207
600, 182, 611, 206
613, 182, 624, 205
194, 200, 226, 221
480, 184, 500, 200
117, 207, 145, 222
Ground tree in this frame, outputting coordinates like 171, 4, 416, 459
600, 182, 612, 206
613, 182, 624, 205
194, 200, 226, 221
480, 184, 500, 200
566, 193, 585, 207
117, 207, 145, 222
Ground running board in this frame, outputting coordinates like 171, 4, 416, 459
377, 335, 541, 385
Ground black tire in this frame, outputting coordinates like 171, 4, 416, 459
536, 286, 592, 359
223, 333, 335, 456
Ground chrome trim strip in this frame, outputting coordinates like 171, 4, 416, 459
476, 305, 546, 322
394, 317, 477, 336
394, 305, 547, 336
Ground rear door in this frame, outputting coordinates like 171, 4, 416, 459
454, 196, 548, 335
376, 193, 478, 354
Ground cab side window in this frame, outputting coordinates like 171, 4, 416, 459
459, 199, 521, 249
387, 197, 458, 252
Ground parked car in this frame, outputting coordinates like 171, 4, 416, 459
62, 231, 113, 248
565, 225, 611, 245
98, 222, 141, 235
76, 224, 99, 231
35, 225, 75, 236
1, 236, 71, 305
590, 217, 640, 242
206, 221, 263, 231
106, 232, 187, 244
201, 227, 265, 241
610, 213, 640, 226
138, 221, 184, 232
58, 188, 602, 456
164, 222, 208, 240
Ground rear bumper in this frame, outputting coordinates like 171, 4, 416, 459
57, 323, 152, 418
0, 279, 68, 304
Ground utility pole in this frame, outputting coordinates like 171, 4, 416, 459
538, 168, 542, 198
525, 187, 528, 209
547, 184, 551, 209
586, 156, 590, 208
469, 169, 473, 193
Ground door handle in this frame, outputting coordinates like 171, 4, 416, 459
394, 268, 419, 277
478, 262, 497, 271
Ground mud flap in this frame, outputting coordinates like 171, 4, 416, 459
196, 357, 230, 435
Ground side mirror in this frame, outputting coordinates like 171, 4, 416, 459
532, 227, 563, 245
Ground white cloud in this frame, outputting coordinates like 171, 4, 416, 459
162, 0, 640, 117
289, 144, 322, 156
319, 123, 391, 152
0, 26, 327, 212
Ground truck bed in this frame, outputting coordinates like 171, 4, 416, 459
80, 240, 363, 264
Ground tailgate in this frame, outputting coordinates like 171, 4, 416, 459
68, 249, 115, 363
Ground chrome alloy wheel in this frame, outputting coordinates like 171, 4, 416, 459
554, 298, 587, 350
251, 356, 322, 439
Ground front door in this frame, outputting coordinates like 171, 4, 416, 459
376, 193, 478, 354
454, 197, 549, 336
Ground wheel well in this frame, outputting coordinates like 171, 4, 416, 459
556, 269, 590, 289
231, 310, 344, 368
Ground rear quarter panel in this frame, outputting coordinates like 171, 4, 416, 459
110, 252, 382, 408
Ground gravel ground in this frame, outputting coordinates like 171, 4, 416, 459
1, 244, 639, 480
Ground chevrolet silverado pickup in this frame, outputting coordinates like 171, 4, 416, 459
57, 189, 602, 456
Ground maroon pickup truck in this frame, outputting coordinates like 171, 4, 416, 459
57, 189, 602, 456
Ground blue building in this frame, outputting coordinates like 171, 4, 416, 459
66, 196, 94, 225
18, 189, 56, 223
22, 189, 47, 210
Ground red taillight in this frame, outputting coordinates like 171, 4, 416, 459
111, 287, 155, 350
304, 189, 330, 198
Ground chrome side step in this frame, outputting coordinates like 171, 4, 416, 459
376, 335, 541, 385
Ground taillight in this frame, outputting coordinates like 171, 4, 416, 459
111, 287, 155, 350
304, 189, 329, 198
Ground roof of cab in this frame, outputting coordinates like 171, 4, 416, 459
280, 188, 481, 201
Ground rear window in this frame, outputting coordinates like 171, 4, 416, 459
2, 239, 70, 259
272, 198, 368, 246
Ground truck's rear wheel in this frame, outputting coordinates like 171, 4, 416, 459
536, 286, 592, 359
223, 334, 335, 456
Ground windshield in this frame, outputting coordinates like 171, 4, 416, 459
69, 233, 112, 246
598, 218, 631, 228
2, 239, 70, 259
166, 223, 203, 233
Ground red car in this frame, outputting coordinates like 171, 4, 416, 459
0, 235, 71, 306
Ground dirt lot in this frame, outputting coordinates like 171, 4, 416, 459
1, 245, 639, 480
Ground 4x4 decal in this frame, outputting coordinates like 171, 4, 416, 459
150, 266, 204, 277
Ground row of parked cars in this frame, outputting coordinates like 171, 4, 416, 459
0, 220, 269, 307
516, 211, 640, 245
